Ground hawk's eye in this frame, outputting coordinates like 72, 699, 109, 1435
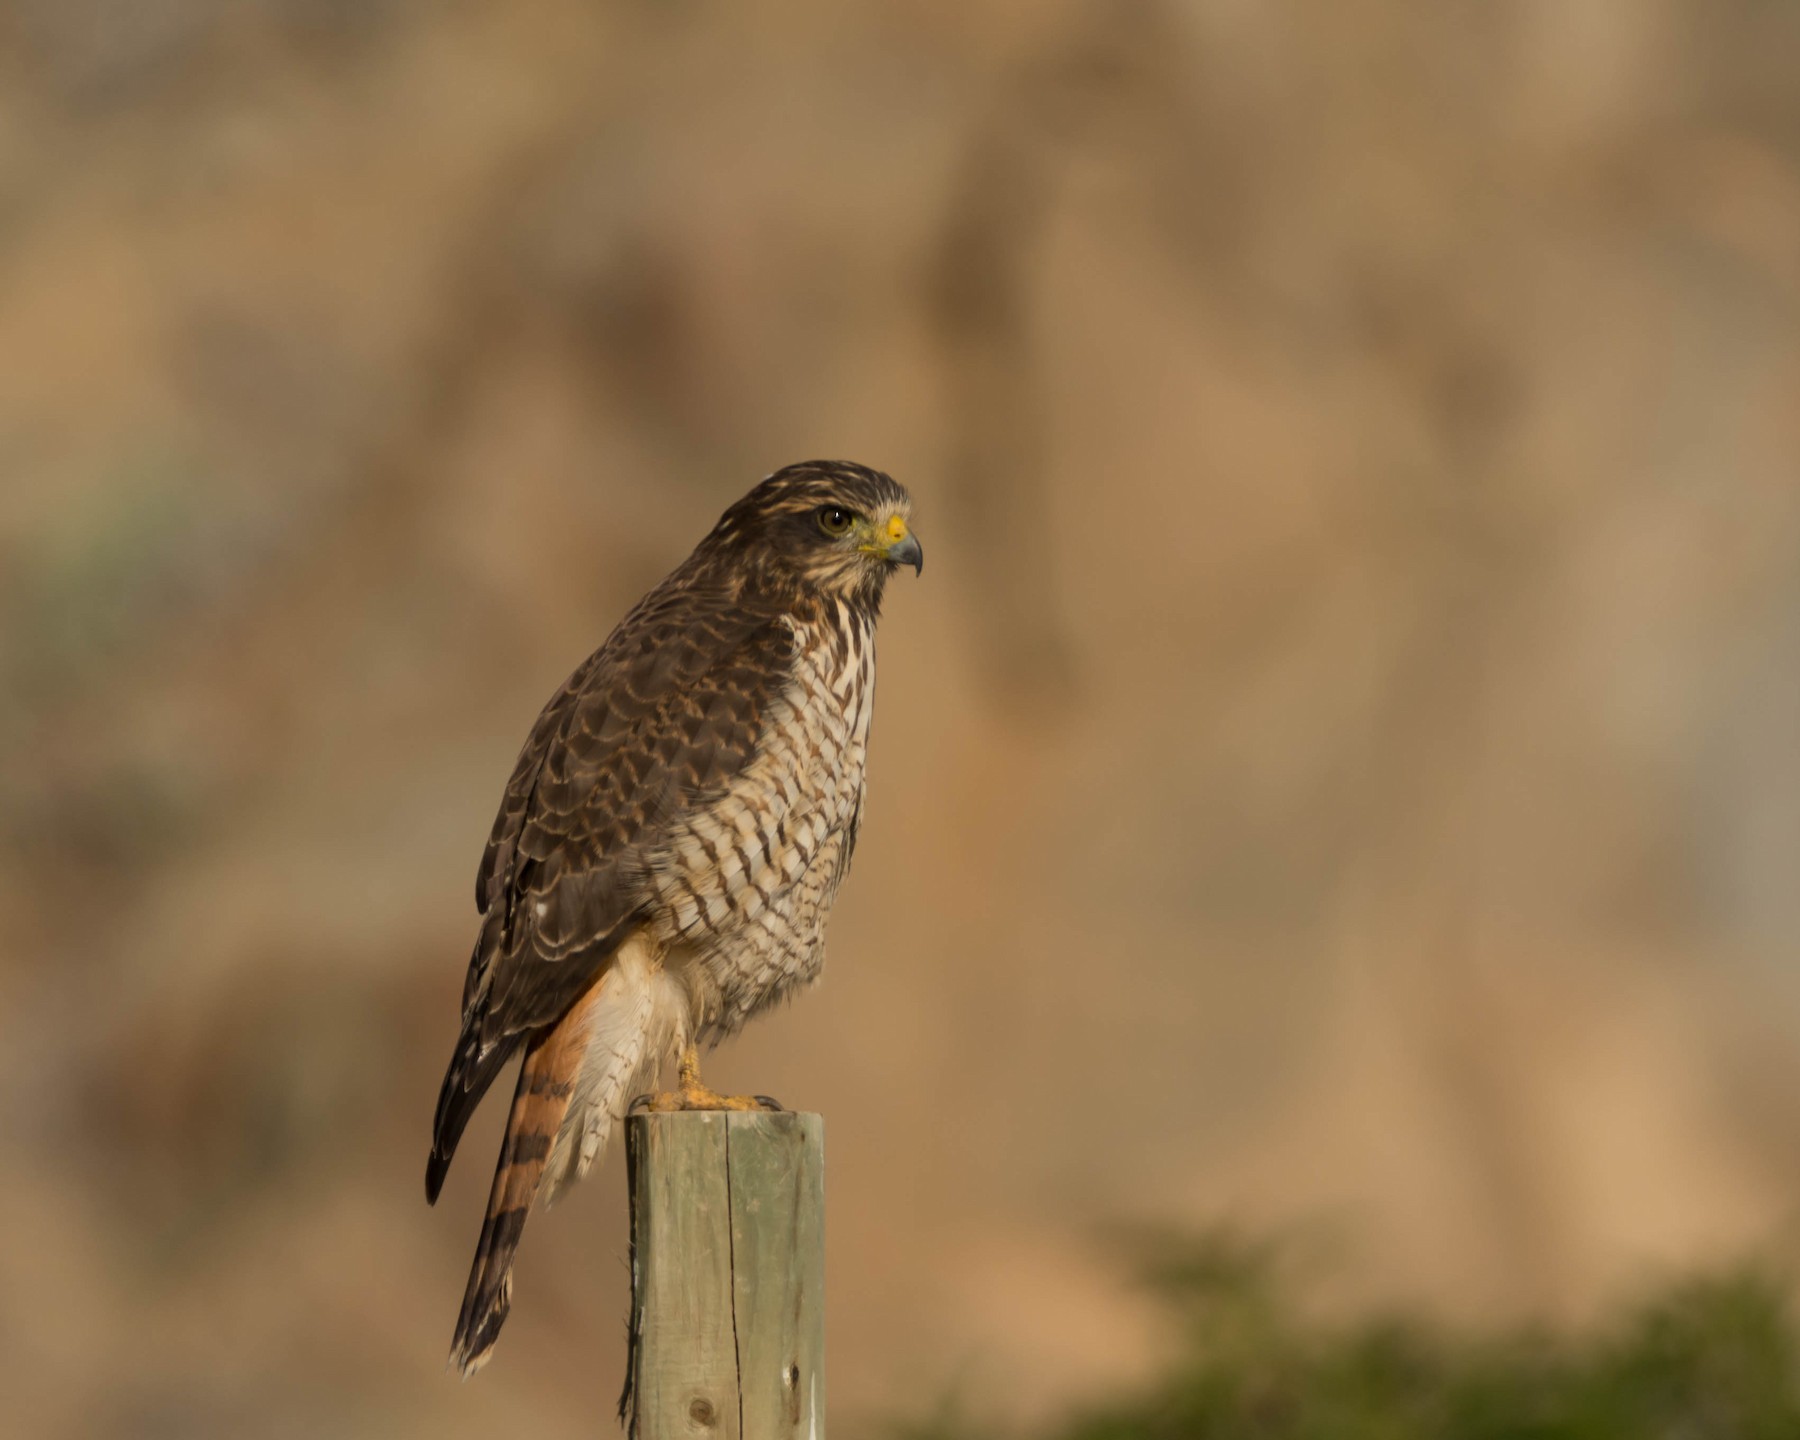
815, 505, 854, 538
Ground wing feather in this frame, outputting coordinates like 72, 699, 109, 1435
426, 584, 795, 1199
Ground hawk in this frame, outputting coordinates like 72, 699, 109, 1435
425, 460, 921, 1376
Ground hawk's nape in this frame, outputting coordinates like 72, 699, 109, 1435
426, 460, 920, 1375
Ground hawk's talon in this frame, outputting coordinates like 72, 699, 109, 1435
634, 1059, 783, 1113
677, 1082, 772, 1113
634, 1088, 776, 1113
751, 1095, 785, 1112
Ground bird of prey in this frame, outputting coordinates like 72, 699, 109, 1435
425, 460, 921, 1376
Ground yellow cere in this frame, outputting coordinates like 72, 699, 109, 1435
884, 513, 909, 543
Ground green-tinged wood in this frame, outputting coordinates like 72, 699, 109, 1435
624, 1110, 824, 1440
625, 1112, 741, 1440
727, 1111, 825, 1440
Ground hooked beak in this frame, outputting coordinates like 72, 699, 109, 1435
870, 513, 923, 575
887, 530, 923, 575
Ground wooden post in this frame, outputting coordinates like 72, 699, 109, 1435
621, 1110, 824, 1440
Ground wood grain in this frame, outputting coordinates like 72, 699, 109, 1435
625, 1111, 824, 1440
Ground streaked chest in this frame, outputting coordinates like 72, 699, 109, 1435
657, 603, 875, 940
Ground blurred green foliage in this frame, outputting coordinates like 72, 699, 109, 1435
894, 1231, 1800, 1440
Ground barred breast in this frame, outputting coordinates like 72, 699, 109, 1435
649, 597, 876, 1038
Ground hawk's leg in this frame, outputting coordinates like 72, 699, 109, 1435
638, 1044, 780, 1113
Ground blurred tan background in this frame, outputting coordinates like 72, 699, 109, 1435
4, 1, 1800, 1435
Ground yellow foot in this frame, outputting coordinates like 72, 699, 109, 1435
630, 1044, 783, 1114
643, 1084, 778, 1114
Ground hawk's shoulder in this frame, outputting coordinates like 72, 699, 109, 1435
468, 581, 800, 1024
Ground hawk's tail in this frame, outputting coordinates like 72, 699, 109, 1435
448, 983, 602, 1377
447, 952, 675, 1377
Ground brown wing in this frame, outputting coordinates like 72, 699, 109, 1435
426, 583, 796, 1201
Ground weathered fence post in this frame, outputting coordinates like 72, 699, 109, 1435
621, 1110, 824, 1440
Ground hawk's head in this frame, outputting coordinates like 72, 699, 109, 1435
701, 460, 922, 610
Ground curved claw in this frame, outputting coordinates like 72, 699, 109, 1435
751, 1095, 785, 1112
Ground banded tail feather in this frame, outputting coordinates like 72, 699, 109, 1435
443, 942, 679, 1375
447, 998, 589, 1376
